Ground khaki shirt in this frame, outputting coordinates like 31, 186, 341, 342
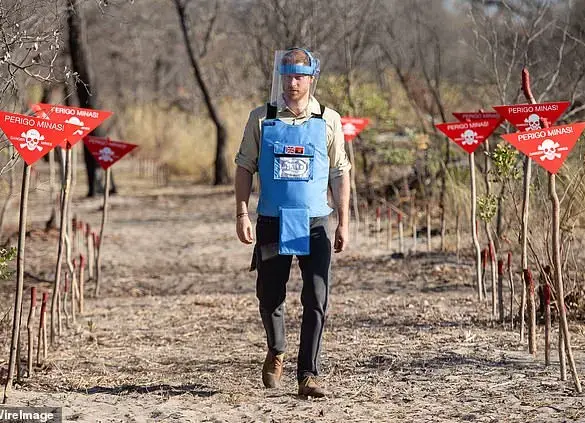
235, 96, 351, 179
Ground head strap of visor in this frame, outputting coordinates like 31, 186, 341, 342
279, 48, 317, 76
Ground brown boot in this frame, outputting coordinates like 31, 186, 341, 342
298, 376, 328, 398
262, 351, 284, 388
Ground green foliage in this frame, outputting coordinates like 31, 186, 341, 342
490, 143, 521, 181
477, 194, 497, 222
0, 247, 16, 280
383, 148, 415, 166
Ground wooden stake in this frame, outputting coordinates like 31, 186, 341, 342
51, 144, 72, 344
37, 292, 48, 366
426, 204, 431, 252
456, 208, 461, 263
3, 163, 31, 403
386, 208, 392, 251
524, 269, 537, 355
347, 140, 360, 242
412, 216, 417, 254
549, 173, 581, 392
398, 213, 404, 254
79, 254, 85, 314
87, 224, 94, 281
543, 272, 551, 366
470, 152, 483, 302
95, 168, 111, 297
508, 252, 515, 329
520, 68, 536, 354
26, 287, 36, 378
375, 206, 381, 246
497, 259, 504, 323
559, 323, 567, 381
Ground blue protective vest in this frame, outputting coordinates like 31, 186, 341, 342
257, 105, 332, 218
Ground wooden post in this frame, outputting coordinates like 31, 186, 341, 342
26, 287, 36, 378
426, 204, 431, 252
549, 173, 581, 392
543, 273, 551, 366
520, 68, 536, 354
37, 292, 48, 366
470, 152, 483, 302
386, 208, 392, 251
456, 208, 461, 262
79, 254, 85, 314
524, 269, 536, 355
363, 202, 369, 240
398, 213, 404, 254
375, 206, 381, 246
3, 163, 31, 403
508, 252, 515, 329
63, 272, 70, 327
412, 215, 417, 254
347, 140, 360, 243
95, 168, 111, 297
51, 144, 72, 344
87, 224, 94, 281
497, 259, 504, 323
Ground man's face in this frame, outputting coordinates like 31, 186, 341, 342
282, 72, 313, 102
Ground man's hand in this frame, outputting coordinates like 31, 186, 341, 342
236, 215, 254, 244
334, 223, 349, 253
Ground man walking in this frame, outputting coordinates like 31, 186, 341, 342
234, 48, 351, 398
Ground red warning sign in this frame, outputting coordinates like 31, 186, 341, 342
492, 101, 570, 132
341, 117, 370, 142
453, 112, 502, 122
500, 122, 585, 174
0, 111, 73, 165
31, 103, 112, 149
83, 136, 137, 170
435, 119, 502, 154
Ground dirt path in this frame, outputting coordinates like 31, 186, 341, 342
1, 169, 585, 422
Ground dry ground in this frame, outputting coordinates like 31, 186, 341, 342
1, 163, 585, 423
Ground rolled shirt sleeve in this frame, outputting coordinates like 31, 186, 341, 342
234, 107, 263, 174
326, 108, 352, 179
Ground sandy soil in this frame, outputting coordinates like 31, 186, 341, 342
1, 164, 585, 423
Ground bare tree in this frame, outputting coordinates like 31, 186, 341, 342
173, 0, 228, 185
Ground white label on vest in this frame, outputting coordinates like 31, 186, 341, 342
278, 157, 310, 179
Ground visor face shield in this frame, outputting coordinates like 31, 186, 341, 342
269, 49, 321, 109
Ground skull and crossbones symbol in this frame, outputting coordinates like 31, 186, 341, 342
98, 147, 115, 162
524, 113, 541, 131
530, 138, 568, 161
20, 129, 44, 151
460, 129, 479, 145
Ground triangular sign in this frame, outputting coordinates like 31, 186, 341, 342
493, 101, 570, 132
453, 112, 502, 122
500, 122, 585, 174
84, 136, 137, 170
340, 117, 370, 142
0, 111, 75, 165
435, 119, 502, 154
31, 103, 113, 149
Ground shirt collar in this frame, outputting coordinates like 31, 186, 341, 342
278, 96, 321, 118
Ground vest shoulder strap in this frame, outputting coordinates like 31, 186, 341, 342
266, 103, 277, 119
266, 102, 326, 119
312, 104, 326, 119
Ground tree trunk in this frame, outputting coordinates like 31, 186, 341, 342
66, 0, 116, 197
174, 0, 228, 185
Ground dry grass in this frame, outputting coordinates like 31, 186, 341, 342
112, 99, 254, 182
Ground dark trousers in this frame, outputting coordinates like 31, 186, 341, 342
254, 215, 331, 381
